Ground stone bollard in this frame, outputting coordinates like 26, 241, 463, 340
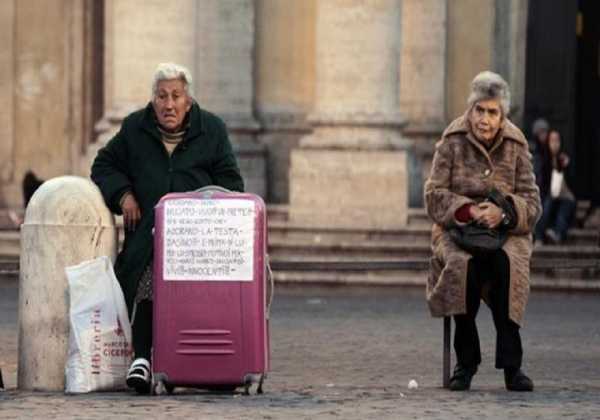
18, 176, 117, 391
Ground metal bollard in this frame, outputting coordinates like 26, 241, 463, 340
18, 176, 117, 391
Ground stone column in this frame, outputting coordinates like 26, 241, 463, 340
0, 1, 99, 209
505, 0, 529, 126
493, 0, 527, 124
255, 0, 316, 203
104, 0, 196, 117
399, 0, 448, 206
193, 0, 266, 197
400, 0, 447, 133
289, 0, 408, 228
446, 0, 494, 120
0, 0, 16, 206
82, 0, 196, 173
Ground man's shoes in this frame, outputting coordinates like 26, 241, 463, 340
504, 368, 534, 392
449, 364, 477, 391
126, 358, 152, 394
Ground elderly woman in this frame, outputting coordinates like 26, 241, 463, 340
424, 71, 541, 392
91, 62, 244, 393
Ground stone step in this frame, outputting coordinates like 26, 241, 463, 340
268, 221, 599, 247
0, 258, 19, 278
268, 223, 431, 244
271, 271, 600, 289
268, 238, 432, 260
0, 231, 20, 259
269, 257, 600, 279
271, 257, 600, 287
2, 226, 598, 260
407, 208, 431, 226
268, 238, 600, 261
267, 204, 289, 222
271, 269, 600, 290
2, 257, 598, 286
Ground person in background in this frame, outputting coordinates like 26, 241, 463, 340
424, 71, 541, 392
534, 129, 575, 244
91, 62, 244, 394
529, 118, 551, 204
7, 170, 45, 227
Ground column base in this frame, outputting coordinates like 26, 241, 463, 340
230, 134, 267, 199
289, 148, 408, 229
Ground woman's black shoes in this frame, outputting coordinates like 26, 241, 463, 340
449, 364, 478, 391
504, 368, 534, 392
449, 365, 533, 392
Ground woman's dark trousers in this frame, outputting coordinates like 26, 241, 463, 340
453, 250, 523, 370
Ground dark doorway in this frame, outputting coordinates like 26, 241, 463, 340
81, 0, 104, 152
524, 0, 600, 202
90, 0, 105, 135
574, 0, 600, 202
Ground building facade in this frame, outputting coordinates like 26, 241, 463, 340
1, 0, 597, 226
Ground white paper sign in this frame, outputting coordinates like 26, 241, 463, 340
163, 198, 255, 281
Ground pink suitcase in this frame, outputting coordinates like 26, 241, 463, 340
152, 187, 270, 394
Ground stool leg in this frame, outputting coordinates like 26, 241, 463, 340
0, 367, 4, 390
443, 316, 451, 388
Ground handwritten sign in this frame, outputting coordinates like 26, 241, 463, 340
163, 198, 255, 281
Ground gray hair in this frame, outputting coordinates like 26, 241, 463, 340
531, 118, 549, 136
152, 62, 193, 98
467, 71, 511, 117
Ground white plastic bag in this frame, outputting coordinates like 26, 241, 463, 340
65, 256, 132, 393
550, 169, 564, 198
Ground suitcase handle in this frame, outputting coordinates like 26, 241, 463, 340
266, 254, 274, 320
194, 185, 232, 195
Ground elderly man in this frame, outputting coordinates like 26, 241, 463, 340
91, 62, 244, 393
424, 71, 541, 391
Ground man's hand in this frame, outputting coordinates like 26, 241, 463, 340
121, 192, 141, 231
473, 202, 503, 229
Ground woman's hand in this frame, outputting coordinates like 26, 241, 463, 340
121, 192, 141, 231
559, 153, 570, 168
474, 202, 503, 229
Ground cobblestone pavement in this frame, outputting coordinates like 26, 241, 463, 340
1, 278, 600, 419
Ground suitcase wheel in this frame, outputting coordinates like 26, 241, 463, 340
242, 373, 266, 396
151, 374, 175, 396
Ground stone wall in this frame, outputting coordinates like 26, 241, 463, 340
0, 0, 530, 213
0, 0, 92, 208
255, 0, 316, 203
289, 0, 409, 228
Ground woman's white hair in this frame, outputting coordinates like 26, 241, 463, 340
467, 71, 511, 117
152, 62, 193, 97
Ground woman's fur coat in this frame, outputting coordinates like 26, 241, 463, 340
424, 113, 541, 326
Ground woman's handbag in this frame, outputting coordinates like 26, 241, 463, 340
448, 188, 516, 256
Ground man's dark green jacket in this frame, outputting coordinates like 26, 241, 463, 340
91, 102, 244, 312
